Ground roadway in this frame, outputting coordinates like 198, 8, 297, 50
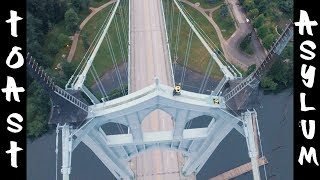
129, 0, 181, 179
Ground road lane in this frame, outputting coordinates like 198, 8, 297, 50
130, 0, 181, 179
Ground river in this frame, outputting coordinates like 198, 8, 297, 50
27, 67, 293, 180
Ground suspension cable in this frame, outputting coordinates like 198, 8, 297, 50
199, 56, 214, 93
173, 11, 182, 75
119, 2, 128, 46
114, 14, 128, 75
92, 65, 109, 100
89, 68, 105, 99
180, 28, 193, 86
105, 33, 126, 95
169, 0, 175, 43
177, 1, 240, 77
69, 2, 117, 88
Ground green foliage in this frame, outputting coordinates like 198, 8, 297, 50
243, 0, 254, 11
261, 76, 277, 91
239, 33, 254, 55
71, 0, 81, 12
262, 33, 276, 50
239, 0, 292, 49
57, 33, 70, 48
248, 8, 259, 19
48, 42, 59, 56
279, 0, 293, 15
245, 64, 256, 76
253, 14, 265, 28
65, 8, 79, 34
257, 25, 269, 37
219, 4, 228, 17
61, 60, 77, 79
269, 58, 293, 87
82, 31, 90, 50
212, 3, 236, 39
27, 82, 50, 138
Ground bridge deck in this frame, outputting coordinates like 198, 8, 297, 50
129, 0, 183, 179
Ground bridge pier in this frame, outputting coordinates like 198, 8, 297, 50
126, 113, 143, 142
61, 125, 72, 180
173, 110, 189, 139
182, 119, 234, 176
82, 128, 134, 179
243, 109, 261, 180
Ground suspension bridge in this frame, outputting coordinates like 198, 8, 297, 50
27, 0, 293, 179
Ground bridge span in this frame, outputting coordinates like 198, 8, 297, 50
26, 0, 293, 179
129, 0, 186, 179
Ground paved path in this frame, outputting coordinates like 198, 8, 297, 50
67, 0, 116, 62
225, 0, 266, 68
181, 0, 267, 69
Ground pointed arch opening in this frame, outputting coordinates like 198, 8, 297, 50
184, 115, 213, 129
100, 122, 129, 135
141, 109, 174, 132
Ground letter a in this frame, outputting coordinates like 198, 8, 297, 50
1, 76, 25, 102
294, 10, 318, 36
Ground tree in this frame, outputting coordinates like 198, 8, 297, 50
65, 8, 79, 34
255, 0, 268, 13
220, 5, 229, 18
61, 60, 77, 79
253, 14, 265, 28
279, 0, 293, 15
262, 33, 276, 49
243, 0, 254, 11
27, 82, 50, 138
245, 64, 256, 76
261, 76, 277, 91
82, 31, 90, 50
248, 8, 259, 19
57, 33, 70, 48
257, 25, 269, 37
48, 42, 59, 56
71, 0, 81, 12
80, 0, 90, 11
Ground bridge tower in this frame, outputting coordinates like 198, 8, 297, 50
26, 0, 293, 179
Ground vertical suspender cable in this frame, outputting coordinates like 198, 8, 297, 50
105, 33, 126, 95
114, 14, 128, 76
173, 12, 182, 75
180, 28, 193, 87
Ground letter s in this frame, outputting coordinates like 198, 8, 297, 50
7, 113, 23, 133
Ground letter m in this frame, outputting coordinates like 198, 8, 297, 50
298, 146, 319, 166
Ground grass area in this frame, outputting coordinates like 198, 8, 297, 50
188, 0, 224, 9
90, 0, 110, 8
211, 5, 236, 39
239, 33, 254, 55
164, 0, 226, 79
73, 5, 114, 62
75, 1, 129, 86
